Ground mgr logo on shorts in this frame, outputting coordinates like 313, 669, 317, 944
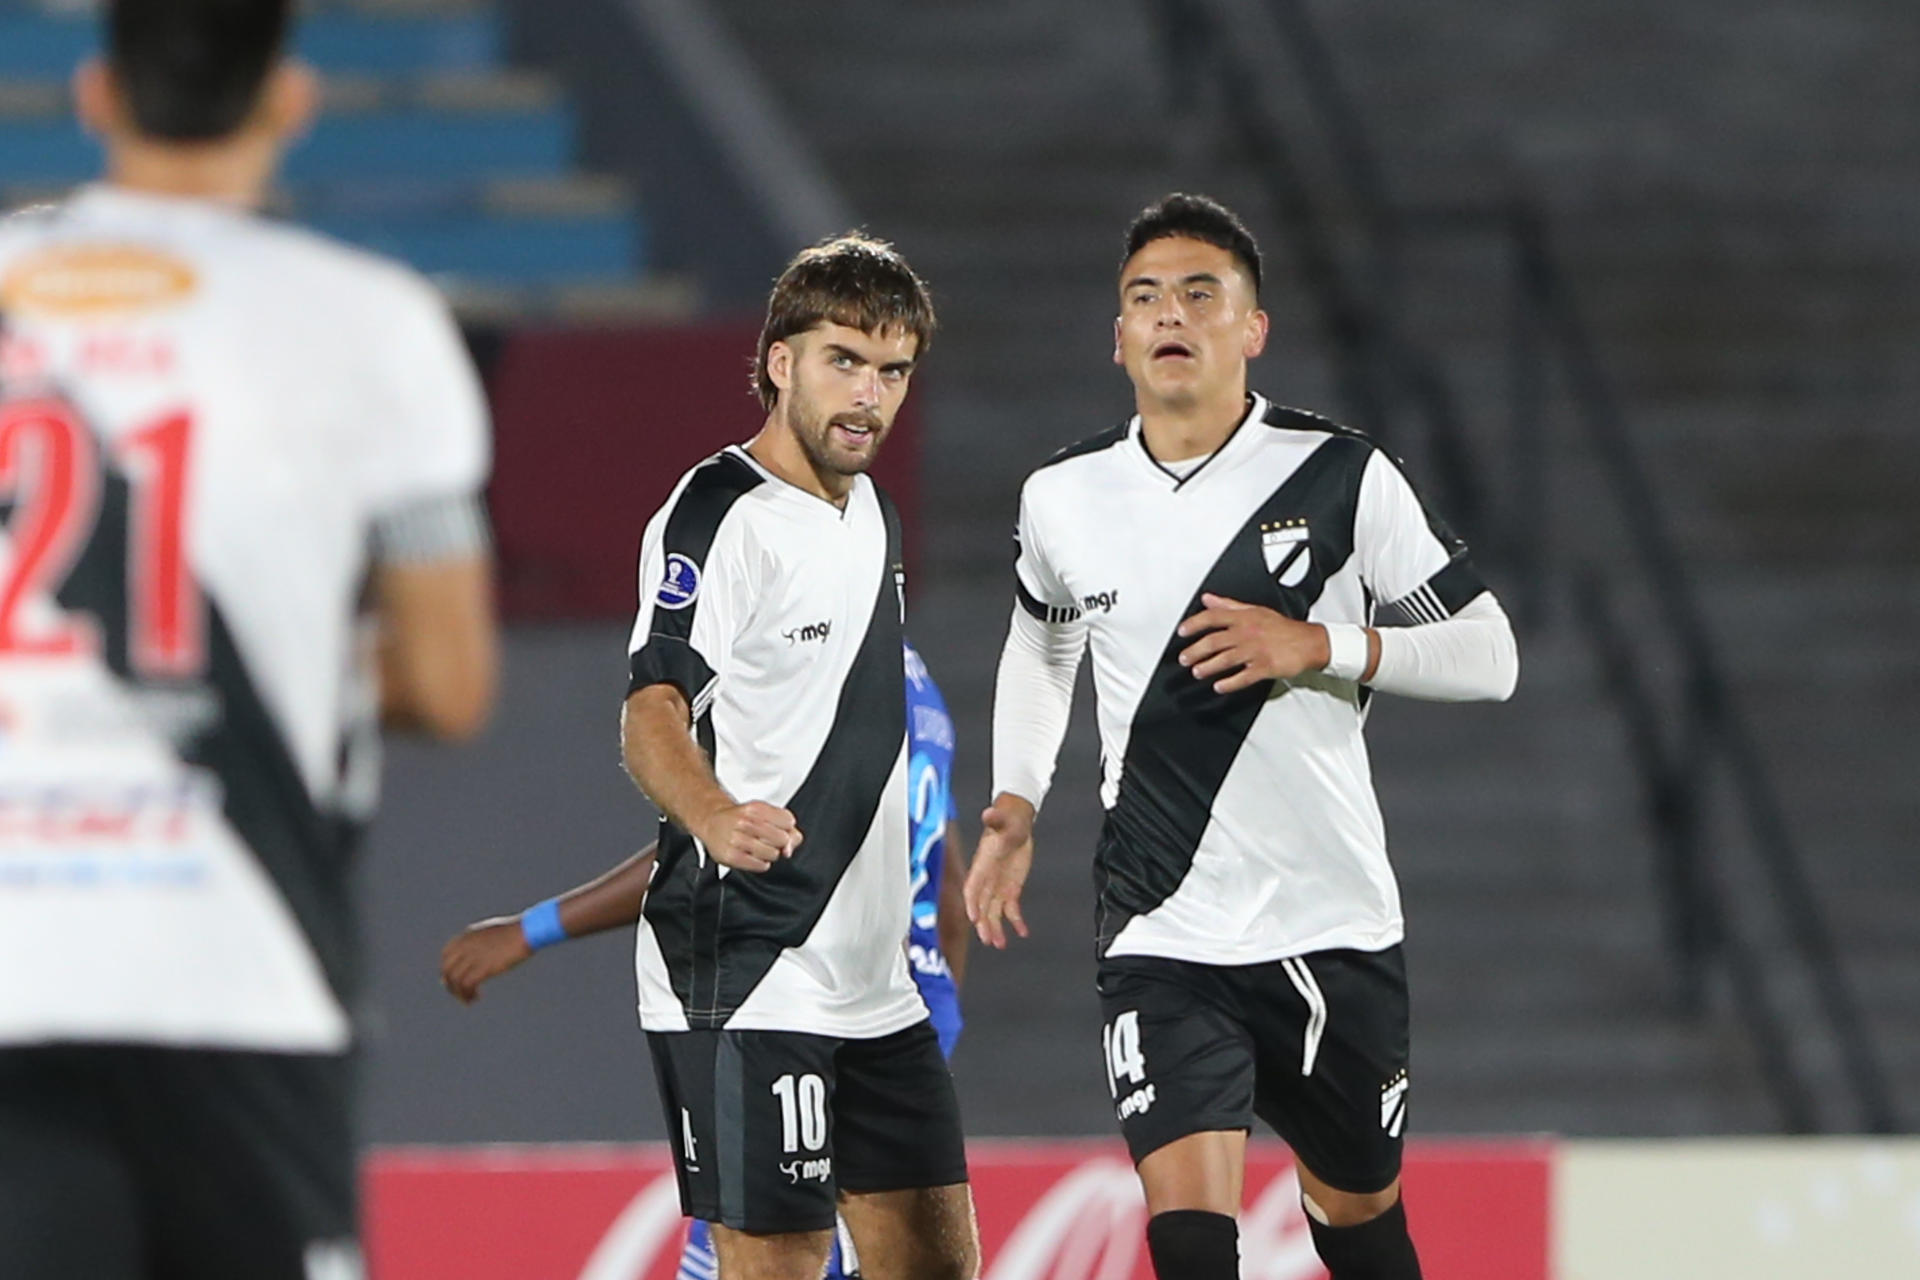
657, 553, 701, 609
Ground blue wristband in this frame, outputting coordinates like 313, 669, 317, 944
520, 898, 568, 951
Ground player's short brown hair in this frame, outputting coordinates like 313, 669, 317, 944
753, 234, 936, 410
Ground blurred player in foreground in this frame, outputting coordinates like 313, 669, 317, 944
968, 194, 1517, 1280
442, 639, 970, 1279
0, 1, 497, 1277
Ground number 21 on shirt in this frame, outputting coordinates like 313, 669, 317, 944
0, 396, 203, 677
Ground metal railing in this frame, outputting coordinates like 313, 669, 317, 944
1184, 0, 1895, 1132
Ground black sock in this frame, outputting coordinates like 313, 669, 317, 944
1146, 1209, 1238, 1279
1306, 1198, 1422, 1280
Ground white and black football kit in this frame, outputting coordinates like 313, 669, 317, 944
0, 187, 490, 1278
627, 446, 966, 1233
994, 394, 1516, 1191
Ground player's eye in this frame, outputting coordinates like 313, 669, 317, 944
830, 354, 855, 369
1188, 289, 1213, 303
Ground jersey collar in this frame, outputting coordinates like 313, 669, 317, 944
727, 444, 868, 521
1127, 393, 1270, 490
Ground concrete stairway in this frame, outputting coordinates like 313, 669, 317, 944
706, 0, 1912, 1135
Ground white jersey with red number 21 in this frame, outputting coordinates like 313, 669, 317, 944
0, 186, 489, 1051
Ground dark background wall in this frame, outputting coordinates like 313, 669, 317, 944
356, 0, 1919, 1142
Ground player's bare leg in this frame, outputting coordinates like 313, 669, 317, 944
1296, 1163, 1422, 1279
1137, 1128, 1246, 1214
709, 1224, 833, 1280
837, 1183, 978, 1280
1135, 1129, 1245, 1278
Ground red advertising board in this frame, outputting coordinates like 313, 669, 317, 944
366, 1139, 1549, 1279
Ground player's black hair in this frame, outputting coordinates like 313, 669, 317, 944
1123, 193, 1263, 296
753, 233, 936, 410
107, 0, 294, 142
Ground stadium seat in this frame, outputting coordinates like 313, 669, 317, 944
0, 0, 656, 307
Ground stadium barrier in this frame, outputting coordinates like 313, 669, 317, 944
365, 1138, 1550, 1279
366, 1137, 1920, 1277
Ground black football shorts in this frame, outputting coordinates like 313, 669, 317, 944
1096, 946, 1411, 1194
0, 1045, 359, 1280
648, 1019, 968, 1234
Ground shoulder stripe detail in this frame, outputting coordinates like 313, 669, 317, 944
1378, 555, 1488, 627
1016, 578, 1082, 625
1262, 398, 1478, 566
661, 450, 765, 568
627, 451, 763, 703
1033, 422, 1130, 472
1260, 401, 1377, 445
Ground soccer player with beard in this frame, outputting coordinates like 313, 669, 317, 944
967, 194, 1518, 1280
439, 636, 971, 1280
616, 236, 976, 1280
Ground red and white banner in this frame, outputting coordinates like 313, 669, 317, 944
365, 1139, 1550, 1280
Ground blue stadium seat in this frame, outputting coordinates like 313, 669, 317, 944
0, 109, 574, 183
314, 214, 640, 284
0, 9, 502, 77
0, 2, 659, 301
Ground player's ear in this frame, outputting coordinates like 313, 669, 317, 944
1112, 316, 1124, 367
261, 60, 319, 144
1243, 307, 1270, 361
73, 57, 121, 141
766, 339, 796, 394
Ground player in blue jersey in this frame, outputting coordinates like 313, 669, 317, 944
441, 639, 969, 1279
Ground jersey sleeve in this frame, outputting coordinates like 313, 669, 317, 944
1354, 449, 1489, 622
626, 497, 753, 712
358, 272, 492, 531
1012, 481, 1081, 624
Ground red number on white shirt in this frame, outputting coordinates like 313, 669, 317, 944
0, 398, 101, 657
121, 410, 201, 676
0, 398, 204, 677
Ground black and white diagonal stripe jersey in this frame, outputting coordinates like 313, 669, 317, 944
0, 186, 489, 1050
626, 446, 923, 1037
1011, 395, 1494, 964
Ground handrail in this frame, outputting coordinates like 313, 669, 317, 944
616, 0, 855, 249
1188, 0, 1895, 1132
1522, 211, 1896, 1133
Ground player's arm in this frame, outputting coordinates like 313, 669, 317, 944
364, 275, 499, 741
621, 683, 800, 873
440, 845, 656, 1004
376, 552, 497, 740
1339, 448, 1517, 701
968, 494, 1088, 948
937, 821, 972, 987
1176, 451, 1518, 700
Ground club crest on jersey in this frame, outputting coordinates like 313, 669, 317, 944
656, 553, 701, 610
1261, 519, 1312, 587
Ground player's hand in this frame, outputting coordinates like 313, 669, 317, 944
1176, 593, 1333, 693
440, 918, 532, 1004
966, 793, 1035, 949
695, 801, 802, 873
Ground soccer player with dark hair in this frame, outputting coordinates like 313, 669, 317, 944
967, 193, 1519, 1280
0, 2, 496, 1278
617, 234, 977, 1279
